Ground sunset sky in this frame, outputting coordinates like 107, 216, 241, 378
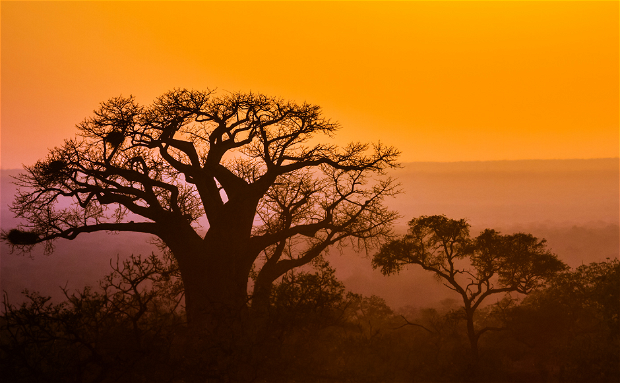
2, 1, 618, 169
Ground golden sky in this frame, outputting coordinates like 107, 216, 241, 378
2, 1, 618, 168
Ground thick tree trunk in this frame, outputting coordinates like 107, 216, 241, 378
251, 257, 286, 320
250, 254, 298, 327
165, 234, 259, 382
157, 199, 266, 380
179, 246, 253, 331
161, 219, 255, 334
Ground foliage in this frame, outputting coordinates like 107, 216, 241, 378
507, 258, 620, 382
0, 253, 184, 383
2, 251, 617, 382
268, 258, 348, 330
373, 215, 567, 295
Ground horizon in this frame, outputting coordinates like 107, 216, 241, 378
2, 157, 619, 171
2, 1, 618, 169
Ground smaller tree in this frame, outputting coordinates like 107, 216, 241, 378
269, 258, 348, 331
372, 215, 567, 375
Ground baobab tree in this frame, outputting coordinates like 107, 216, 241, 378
3, 89, 400, 333
372, 215, 567, 375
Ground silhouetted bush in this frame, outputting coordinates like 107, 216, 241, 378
505, 258, 620, 382
1, 253, 185, 383
3, 253, 617, 382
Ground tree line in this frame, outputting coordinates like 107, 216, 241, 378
2, 252, 617, 382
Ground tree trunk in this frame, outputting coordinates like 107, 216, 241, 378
180, 249, 253, 331
250, 256, 296, 327
465, 308, 480, 381
251, 257, 286, 320
158, 202, 264, 380
162, 221, 254, 334
251, 276, 273, 321
171, 235, 258, 381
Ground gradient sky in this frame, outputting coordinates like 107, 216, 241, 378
2, 1, 618, 169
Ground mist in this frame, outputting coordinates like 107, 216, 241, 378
2, 158, 618, 309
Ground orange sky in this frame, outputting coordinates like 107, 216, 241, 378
2, 1, 618, 169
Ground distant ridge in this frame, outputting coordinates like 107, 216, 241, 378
3, 157, 618, 174
397, 157, 619, 172
387, 157, 619, 227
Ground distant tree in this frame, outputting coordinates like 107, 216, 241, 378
346, 294, 396, 340
2, 89, 399, 336
372, 215, 567, 376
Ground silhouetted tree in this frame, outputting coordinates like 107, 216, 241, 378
2, 89, 400, 336
372, 215, 567, 378
346, 294, 396, 340
269, 258, 348, 330
256, 258, 351, 381
0, 253, 184, 383
507, 258, 620, 382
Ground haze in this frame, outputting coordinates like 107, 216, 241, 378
2, 159, 618, 309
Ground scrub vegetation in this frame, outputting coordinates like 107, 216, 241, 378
1, 252, 618, 382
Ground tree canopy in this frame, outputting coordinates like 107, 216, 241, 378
3, 89, 400, 327
372, 215, 568, 376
